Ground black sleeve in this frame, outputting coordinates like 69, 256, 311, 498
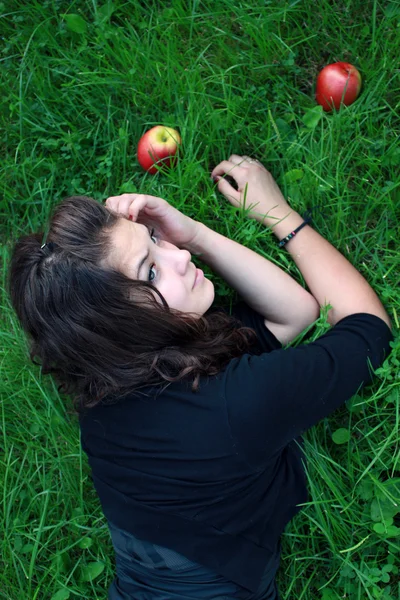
224, 313, 393, 466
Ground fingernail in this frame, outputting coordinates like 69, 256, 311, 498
212, 176, 221, 182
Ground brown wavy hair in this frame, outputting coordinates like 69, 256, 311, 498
8, 196, 258, 413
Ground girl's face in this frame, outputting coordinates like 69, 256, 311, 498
106, 218, 215, 316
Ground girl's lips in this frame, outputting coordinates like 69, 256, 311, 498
193, 268, 204, 287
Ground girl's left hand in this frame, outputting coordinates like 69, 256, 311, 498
104, 193, 200, 249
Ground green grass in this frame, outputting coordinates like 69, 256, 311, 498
1, 0, 399, 598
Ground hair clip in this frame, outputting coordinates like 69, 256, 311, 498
41, 242, 56, 251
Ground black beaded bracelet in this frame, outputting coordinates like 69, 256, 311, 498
278, 210, 313, 248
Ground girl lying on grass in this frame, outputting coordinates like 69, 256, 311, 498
9, 155, 392, 599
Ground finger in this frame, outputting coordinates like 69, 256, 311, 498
211, 160, 245, 180
237, 155, 262, 167
106, 194, 158, 216
215, 177, 241, 205
105, 194, 140, 213
111, 194, 168, 223
105, 194, 144, 219
105, 196, 121, 211
243, 156, 267, 171
127, 197, 148, 222
116, 196, 140, 217
228, 154, 253, 166
134, 194, 168, 213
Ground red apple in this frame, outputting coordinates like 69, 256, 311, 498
316, 62, 362, 112
137, 126, 181, 174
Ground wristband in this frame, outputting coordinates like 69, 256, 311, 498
278, 210, 313, 248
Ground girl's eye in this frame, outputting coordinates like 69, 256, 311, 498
148, 264, 156, 283
148, 228, 157, 282
149, 228, 157, 244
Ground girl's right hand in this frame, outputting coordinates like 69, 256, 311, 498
211, 155, 291, 225
104, 193, 200, 250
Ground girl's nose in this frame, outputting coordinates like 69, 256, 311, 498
162, 243, 192, 273
175, 248, 192, 273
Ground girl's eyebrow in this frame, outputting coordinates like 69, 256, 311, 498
136, 226, 151, 278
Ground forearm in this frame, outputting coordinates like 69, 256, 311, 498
187, 222, 319, 327
205, 154, 391, 330
268, 210, 392, 328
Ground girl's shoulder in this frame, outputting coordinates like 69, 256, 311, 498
211, 301, 282, 354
